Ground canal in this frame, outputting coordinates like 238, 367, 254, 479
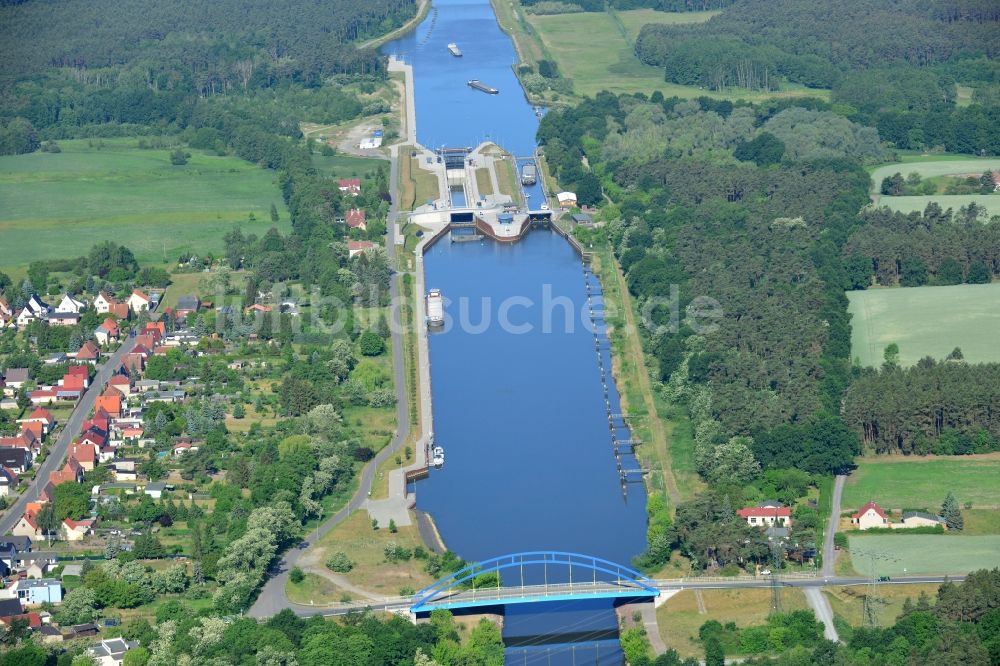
383, 1, 648, 662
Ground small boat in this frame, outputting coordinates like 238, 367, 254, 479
447, 43, 462, 57
468, 79, 499, 95
432, 446, 445, 467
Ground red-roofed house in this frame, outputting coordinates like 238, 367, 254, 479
0, 430, 40, 457
94, 389, 122, 419
345, 208, 367, 230
338, 178, 361, 196
20, 422, 44, 443
93, 291, 116, 314
49, 458, 83, 486
107, 375, 131, 397
134, 334, 157, 350
59, 373, 86, 394
737, 505, 792, 528
109, 302, 130, 319
24, 409, 54, 432
29, 389, 58, 406
61, 518, 94, 541
127, 289, 151, 313
246, 304, 272, 314
348, 240, 376, 258
12, 504, 44, 539
69, 443, 97, 472
76, 341, 100, 364
852, 501, 889, 530
94, 318, 120, 346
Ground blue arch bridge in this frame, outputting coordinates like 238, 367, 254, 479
409, 551, 660, 614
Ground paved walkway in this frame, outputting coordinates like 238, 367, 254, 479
805, 587, 839, 642
823, 475, 846, 577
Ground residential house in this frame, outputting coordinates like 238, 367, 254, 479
338, 178, 361, 196
125, 345, 150, 374
93, 292, 115, 314
0, 297, 11, 322
11, 505, 44, 540
897, 511, 946, 529
76, 341, 101, 364
107, 375, 131, 397
25, 294, 51, 318
174, 295, 200, 319
15, 308, 37, 328
143, 481, 166, 499
61, 519, 94, 542
0, 448, 30, 474
570, 213, 593, 227
63, 365, 90, 390
345, 208, 367, 230
557, 191, 578, 208
109, 302, 129, 319
94, 319, 120, 346
70, 443, 97, 472
851, 501, 889, 530
737, 503, 793, 528
348, 240, 375, 258
28, 388, 58, 406
89, 637, 140, 666
21, 408, 54, 434
95, 388, 123, 418
47, 312, 81, 327
2, 368, 29, 395
12, 579, 62, 605
0, 599, 23, 620
127, 289, 151, 313
49, 458, 84, 486
55, 294, 86, 314
246, 304, 272, 315
112, 459, 139, 481
0, 467, 17, 496
172, 441, 198, 456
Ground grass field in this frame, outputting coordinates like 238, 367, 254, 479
869, 158, 1000, 191
526, 9, 827, 101
846, 534, 1000, 575
656, 588, 808, 658
399, 148, 441, 210
311, 153, 385, 180
0, 138, 289, 277
302, 510, 433, 597
843, 455, 1000, 511
823, 584, 940, 628
847, 284, 1000, 367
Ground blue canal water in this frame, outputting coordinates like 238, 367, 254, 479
384, 2, 648, 662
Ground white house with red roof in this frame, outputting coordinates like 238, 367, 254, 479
75, 341, 101, 364
345, 208, 367, 230
338, 178, 361, 196
55, 294, 86, 314
0, 466, 18, 497
107, 375, 131, 397
94, 318, 120, 346
61, 518, 94, 542
127, 289, 151, 313
19, 409, 54, 435
737, 503, 793, 527
93, 291, 115, 314
852, 501, 889, 530
348, 240, 376, 258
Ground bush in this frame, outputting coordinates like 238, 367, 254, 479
358, 330, 385, 356
384, 542, 412, 562
325, 552, 354, 573
289, 567, 304, 584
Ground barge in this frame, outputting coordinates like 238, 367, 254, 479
521, 164, 537, 186
467, 79, 499, 94
426, 289, 444, 327
447, 43, 462, 57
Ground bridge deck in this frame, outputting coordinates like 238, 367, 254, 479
412, 581, 658, 612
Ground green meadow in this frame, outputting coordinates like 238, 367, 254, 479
843, 456, 1000, 510
0, 138, 289, 277
527, 9, 825, 101
847, 284, 1000, 367
847, 534, 1000, 575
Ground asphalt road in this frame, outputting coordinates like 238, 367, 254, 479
822, 475, 846, 577
249, 145, 412, 619
1, 334, 138, 536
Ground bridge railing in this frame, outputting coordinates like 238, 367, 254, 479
655, 572, 820, 585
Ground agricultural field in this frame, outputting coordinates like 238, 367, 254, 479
526, 9, 826, 101
869, 158, 1000, 192
847, 283, 1000, 367
656, 588, 808, 659
0, 138, 289, 277
843, 455, 1000, 511
846, 534, 1000, 575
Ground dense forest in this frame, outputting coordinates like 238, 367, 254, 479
632, 0, 1000, 155
538, 78, 1000, 568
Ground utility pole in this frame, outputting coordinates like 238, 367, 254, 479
856, 548, 898, 629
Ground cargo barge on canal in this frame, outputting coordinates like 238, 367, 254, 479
467, 79, 498, 94
447, 43, 462, 57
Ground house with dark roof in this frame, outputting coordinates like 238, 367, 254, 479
174, 295, 200, 319
898, 511, 946, 529
0, 448, 31, 474
89, 637, 140, 666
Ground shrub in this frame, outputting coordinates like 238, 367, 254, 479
289, 567, 304, 584
325, 552, 354, 573
358, 330, 385, 356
